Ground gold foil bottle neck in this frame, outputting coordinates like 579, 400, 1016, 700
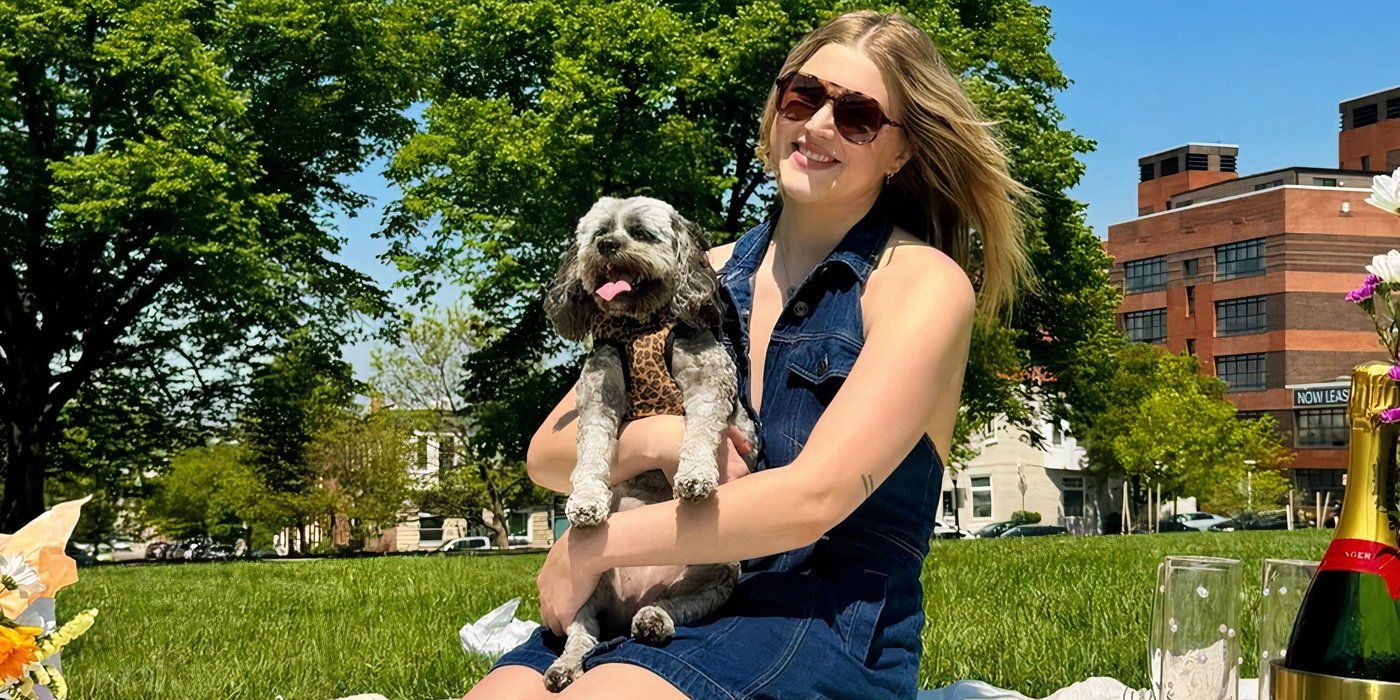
1349, 361, 1400, 425
1335, 361, 1399, 547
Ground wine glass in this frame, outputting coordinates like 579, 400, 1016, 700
1148, 555, 1244, 700
1257, 559, 1318, 700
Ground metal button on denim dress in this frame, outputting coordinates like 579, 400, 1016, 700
490, 196, 946, 699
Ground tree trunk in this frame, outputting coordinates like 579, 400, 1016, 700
1, 419, 48, 532
488, 501, 511, 549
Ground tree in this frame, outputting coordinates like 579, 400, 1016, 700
307, 407, 423, 551
240, 330, 361, 552
145, 442, 262, 544
378, 1, 1119, 469
0, 0, 426, 529
371, 305, 548, 548
1083, 343, 1294, 515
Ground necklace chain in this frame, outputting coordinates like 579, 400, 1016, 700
774, 234, 799, 300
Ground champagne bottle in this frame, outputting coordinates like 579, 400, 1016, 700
1281, 361, 1400, 683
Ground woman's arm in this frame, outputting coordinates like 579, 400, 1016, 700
559, 250, 976, 575
524, 385, 687, 493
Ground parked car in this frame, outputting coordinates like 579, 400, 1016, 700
65, 543, 96, 567
1000, 525, 1068, 538
973, 521, 1017, 539
1211, 511, 1289, 532
437, 536, 495, 553
1137, 519, 1194, 533
932, 519, 974, 540
1171, 512, 1229, 531
145, 542, 170, 560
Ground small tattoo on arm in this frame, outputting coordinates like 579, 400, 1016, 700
861, 474, 873, 497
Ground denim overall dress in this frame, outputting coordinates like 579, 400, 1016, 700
490, 196, 946, 698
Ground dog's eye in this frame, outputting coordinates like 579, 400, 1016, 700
626, 225, 655, 242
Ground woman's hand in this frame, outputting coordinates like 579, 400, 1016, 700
718, 424, 755, 484
537, 526, 605, 636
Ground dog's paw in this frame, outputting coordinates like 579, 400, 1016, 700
631, 605, 675, 644
565, 486, 611, 527
543, 661, 584, 693
672, 470, 718, 502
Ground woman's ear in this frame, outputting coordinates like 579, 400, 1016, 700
543, 236, 596, 341
668, 213, 721, 328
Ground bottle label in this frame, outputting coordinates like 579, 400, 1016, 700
1318, 538, 1400, 600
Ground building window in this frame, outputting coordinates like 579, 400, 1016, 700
1186, 153, 1209, 171
1363, 155, 1371, 171
1220, 154, 1237, 172
1140, 163, 1155, 182
1124, 309, 1166, 343
1062, 476, 1084, 518
1389, 149, 1400, 173
1312, 177, 1338, 187
971, 476, 992, 518
1216, 353, 1267, 391
1183, 258, 1199, 277
1186, 286, 1196, 315
1186, 338, 1196, 356
1253, 179, 1284, 191
1294, 468, 1345, 496
1354, 104, 1379, 128
1296, 407, 1348, 448
1124, 257, 1168, 292
1215, 238, 1266, 280
1215, 296, 1267, 336
438, 435, 456, 472
1177, 199, 1194, 208
941, 490, 954, 519
1160, 156, 1179, 177
419, 516, 445, 543
1387, 98, 1400, 120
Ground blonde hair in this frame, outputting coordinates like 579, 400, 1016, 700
754, 10, 1038, 317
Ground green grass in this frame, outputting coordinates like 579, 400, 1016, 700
58, 531, 1332, 699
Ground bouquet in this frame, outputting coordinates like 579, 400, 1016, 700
0, 497, 99, 700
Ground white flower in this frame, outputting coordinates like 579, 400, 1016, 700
0, 555, 43, 600
1367, 167, 1400, 215
1366, 249, 1400, 283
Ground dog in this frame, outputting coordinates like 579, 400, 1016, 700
539, 195, 759, 692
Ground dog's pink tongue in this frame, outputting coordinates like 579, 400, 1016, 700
595, 279, 633, 301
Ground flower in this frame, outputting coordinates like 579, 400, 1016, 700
0, 496, 90, 620
0, 625, 40, 681
1389, 364, 1400, 382
1377, 407, 1400, 424
1366, 166, 1400, 215
1346, 280, 1377, 303
0, 556, 43, 601
1365, 249, 1400, 283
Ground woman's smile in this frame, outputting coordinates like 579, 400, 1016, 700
792, 141, 841, 170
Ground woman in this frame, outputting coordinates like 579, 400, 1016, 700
466, 9, 1034, 699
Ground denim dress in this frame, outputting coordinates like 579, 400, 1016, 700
490, 196, 946, 698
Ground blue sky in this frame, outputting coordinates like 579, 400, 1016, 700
333, 1, 1400, 381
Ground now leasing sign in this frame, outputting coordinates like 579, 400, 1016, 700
1293, 387, 1349, 407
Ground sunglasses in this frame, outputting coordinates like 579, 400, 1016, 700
773, 71, 904, 145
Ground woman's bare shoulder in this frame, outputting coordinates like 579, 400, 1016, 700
706, 242, 737, 272
867, 226, 975, 327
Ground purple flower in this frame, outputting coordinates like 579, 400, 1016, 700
1346, 282, 1377, 303
1366, 273, 1383, 286
1389, 365, 1400, 382
1378, 407, 1400, 424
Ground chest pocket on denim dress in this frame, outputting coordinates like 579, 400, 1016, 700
779, 336, 860, 456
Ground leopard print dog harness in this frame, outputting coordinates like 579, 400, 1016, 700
588, 311, 687, 420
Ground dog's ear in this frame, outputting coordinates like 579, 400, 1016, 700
668, 213, 722, 328
543, 235, 596, 341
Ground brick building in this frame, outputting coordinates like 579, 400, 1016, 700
1103, 85, 1400, 500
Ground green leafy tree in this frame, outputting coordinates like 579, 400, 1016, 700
372, 305, 548, 548
379, 1, 1119, 470
0, 0, 426, 529
240, 330, 361, 552
1084, 343, 1293, 516
145, 441, 262, 544
307, 407, 424, 551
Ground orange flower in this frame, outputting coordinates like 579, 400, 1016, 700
0, 624, 40, 680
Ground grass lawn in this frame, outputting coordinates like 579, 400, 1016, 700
58, 530, 1332, 699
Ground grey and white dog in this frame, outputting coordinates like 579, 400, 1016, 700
539, 195, 758, 692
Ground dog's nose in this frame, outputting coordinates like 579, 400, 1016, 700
596, 238, 621, 256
